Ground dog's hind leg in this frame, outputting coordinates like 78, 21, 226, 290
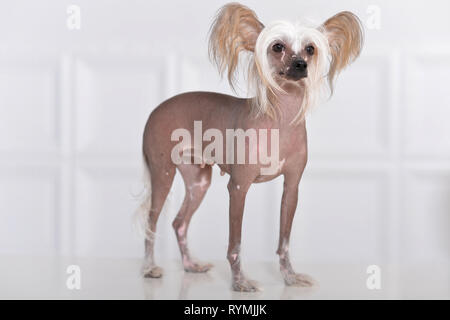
172, 164, 213, 273
142, 162, 176, 278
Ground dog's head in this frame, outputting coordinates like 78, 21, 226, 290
209, 3, 363, 123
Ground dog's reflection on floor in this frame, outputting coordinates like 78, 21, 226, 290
230, 279, 318, 300
142, 270, 214, 300
141, 265, 318, 299
280, 284, 317, 300
178, 272, 214, 300
142, 277, 163, 300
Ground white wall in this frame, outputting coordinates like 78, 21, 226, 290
0, 0, 449, 283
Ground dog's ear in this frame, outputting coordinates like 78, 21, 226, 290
209, 3, 264, 89
322, 11, 363, 93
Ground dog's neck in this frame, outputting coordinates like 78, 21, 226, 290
269, 81, 306, 125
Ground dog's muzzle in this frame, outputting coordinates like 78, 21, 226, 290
286, 58, 308, 80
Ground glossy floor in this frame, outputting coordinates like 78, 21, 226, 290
0, 256, 448, 299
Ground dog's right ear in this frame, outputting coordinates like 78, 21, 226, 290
209, 3, 264, 89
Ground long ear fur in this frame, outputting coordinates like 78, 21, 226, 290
322, 11, 364, 93
208, 3, 264, 90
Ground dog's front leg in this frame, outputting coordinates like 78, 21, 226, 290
277, 173, 314, 287
226, 177, 259, 292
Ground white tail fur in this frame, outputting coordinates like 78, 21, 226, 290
133, 156, 153, 240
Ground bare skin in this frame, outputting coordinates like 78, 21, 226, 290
142, 81, 311, 291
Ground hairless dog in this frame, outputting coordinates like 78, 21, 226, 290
138, 3, 363, 292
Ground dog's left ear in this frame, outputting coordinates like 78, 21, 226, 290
322, 11, 364, 92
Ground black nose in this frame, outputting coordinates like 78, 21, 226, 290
293, 59, 307, 71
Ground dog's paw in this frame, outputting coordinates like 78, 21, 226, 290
143, 265, 163, 278
283, 272, 315, 287
184, 262, 214, 273
232, 278, 260, 292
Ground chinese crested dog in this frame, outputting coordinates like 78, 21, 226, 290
137, 2, 363, 291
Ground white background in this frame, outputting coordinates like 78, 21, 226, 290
0, 0, 449, 295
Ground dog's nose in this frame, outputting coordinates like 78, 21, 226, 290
293, 59, 307, 71
286, 58, 308, 80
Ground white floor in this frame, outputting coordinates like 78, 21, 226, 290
0, 256, 448, 299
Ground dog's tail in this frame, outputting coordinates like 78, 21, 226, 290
133, 154, 153, 240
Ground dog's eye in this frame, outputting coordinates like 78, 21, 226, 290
306, 45, 315, 55
272, 43, 284, 53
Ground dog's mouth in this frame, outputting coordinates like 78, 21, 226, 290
278, 70, 307, 81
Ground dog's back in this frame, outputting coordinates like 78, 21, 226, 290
143, 91, 248, 162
